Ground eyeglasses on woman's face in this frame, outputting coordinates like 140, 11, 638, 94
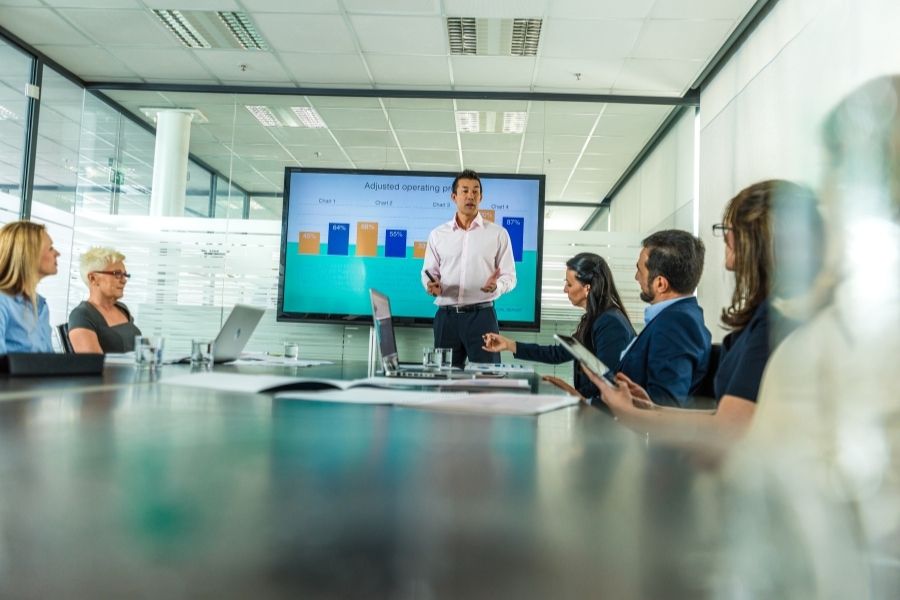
93, 270, 131, 280
711, 223, 733, 237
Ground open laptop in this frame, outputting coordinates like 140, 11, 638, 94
211, 304, 266, 362
167, 304, 265, 364
369, 288, 466, 379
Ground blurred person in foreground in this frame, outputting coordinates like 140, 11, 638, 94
68, 246, 142, 353
0, 220, 60, 354
482, 253, 635, 400
584, 180, 822, 445
716, 77, 900, 600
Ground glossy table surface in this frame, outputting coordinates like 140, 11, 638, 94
0, 360, 807, 599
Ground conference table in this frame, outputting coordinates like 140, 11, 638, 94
0, 359, 836, 598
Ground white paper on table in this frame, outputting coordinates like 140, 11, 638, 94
419, 392, 579, 415
275, 388, 468, 405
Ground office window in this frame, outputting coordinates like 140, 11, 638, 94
0, 39, 32, 223
185, 160, 213, 217
248, 195, 282, 220
32, 68, 84, 215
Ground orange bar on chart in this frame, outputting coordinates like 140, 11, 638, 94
298, 231, 320, 254
356, 221, 378, 256
413, 241, 427, 258
479, 209, 495, 223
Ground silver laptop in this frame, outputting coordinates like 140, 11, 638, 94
211, 304, 266, 363
369, 289, 463, 379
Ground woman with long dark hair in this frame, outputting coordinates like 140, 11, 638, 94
482, 252, 635, 399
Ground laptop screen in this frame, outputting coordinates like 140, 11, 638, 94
369, 289, 399, 365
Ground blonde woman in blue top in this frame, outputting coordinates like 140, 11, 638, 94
0, 220, 60, 354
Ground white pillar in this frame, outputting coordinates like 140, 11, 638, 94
150, 110, 193, 217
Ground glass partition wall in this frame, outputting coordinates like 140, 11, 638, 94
7, 44, 683, 368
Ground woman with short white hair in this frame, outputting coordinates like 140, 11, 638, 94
68, 246, 141, 353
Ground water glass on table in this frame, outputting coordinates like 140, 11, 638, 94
191, 339, 215, 367
135, 335, 164, 369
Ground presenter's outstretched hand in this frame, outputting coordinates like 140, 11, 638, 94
482, 332, 515, 354
480, 268, 500, 293
426, 280, 442, 297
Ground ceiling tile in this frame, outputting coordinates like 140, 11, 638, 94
547, 0, 655, 19
533, 57, 622, 90
0, 7, 92, 45
366, 55, 451, 86
614, 58, 704, 94
57, 8, 177, 46
317, 108, 388, 130
394, 130, 458, 147
631, 19, 735, 60
349, 15, 446, 54
113, 48, 213, 80
449, 57, 536, 87
541, 19, 642, 59
141, 0, 239, 8
389, 111, 456, 132
442, 0, 549, 19
280, 53, 371, 85
650, 0, 757, 20
42, 0, 139, 6
193, 50, 292, 83
460, 133, 523, 152
34, 45, 138, 79
240, 0, 340, 12
343, 0, 439, 15
331, 130, 394, 146
254, 14, 357, 53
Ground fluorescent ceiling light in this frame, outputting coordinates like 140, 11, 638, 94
290, 106, 327, 128
152, 9, 211, 48
502, 111, 528, 133
152, 9, 269, 50
218, 11, 268, 50
455, 111, 480, 133
447, 17, 542, 56
245, 105, 281, 127
0, 105, 18, 121
510, 19, 542, 56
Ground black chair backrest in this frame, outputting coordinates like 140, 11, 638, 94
693, 342, 721, 402
57, 323, 74, 353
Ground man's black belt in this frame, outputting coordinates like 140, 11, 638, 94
442, 301, 494, 313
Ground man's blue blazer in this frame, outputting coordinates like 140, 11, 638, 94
616, 296, 711, 407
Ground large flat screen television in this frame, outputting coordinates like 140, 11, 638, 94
277, 168, 545, 330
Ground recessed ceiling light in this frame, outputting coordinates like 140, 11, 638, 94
152, 9, 269, 50
0, 105, 18, 121
245, 105, 281, 127
455, 111, 480, 133
152, 9, 211, 49
218, 11, 268, 50
502, 111, 528, 134
290, 106, 327, 129
446, 17, 542, 56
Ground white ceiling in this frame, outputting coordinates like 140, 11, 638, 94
0, 0, 759, 228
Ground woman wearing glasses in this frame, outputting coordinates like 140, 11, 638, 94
583, 180, 822, 447
0, 220, 60, 354
68, 247, 142, 353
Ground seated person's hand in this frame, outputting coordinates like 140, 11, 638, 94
541, 375, 587, 403
480, 268, 500, 293
581, 365, 656, 412
426, 280, 442, 297
481, 332, 514, 353
615, 373, 655, 410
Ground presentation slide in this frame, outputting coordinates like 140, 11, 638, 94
278, 168, 544, 328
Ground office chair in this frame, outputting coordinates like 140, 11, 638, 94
56, 323, 74, 353
692, 343, 721, 409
